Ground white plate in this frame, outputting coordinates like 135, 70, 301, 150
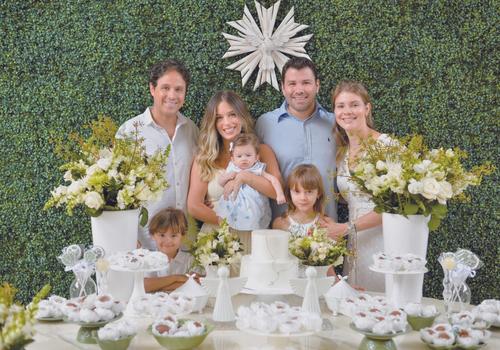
109, 264, 168, 273
369, 265, 428, 275
240, 286, 294, 295
237, 326, 315, 338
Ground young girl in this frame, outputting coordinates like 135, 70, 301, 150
272, 164, 335, 236
217, 133, 285, 231
144, 208, 195, 292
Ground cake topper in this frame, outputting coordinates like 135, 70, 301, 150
290, 266, 336, 314
201, 266, 247, 322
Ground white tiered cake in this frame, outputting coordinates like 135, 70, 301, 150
240, 229, 298, 292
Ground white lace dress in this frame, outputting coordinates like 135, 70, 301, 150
337, 134, 389, 292
216, 161, 272, 230
287, 214, 320, 237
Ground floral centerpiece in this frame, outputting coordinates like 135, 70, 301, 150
0, 283, 50, 350
350, 135, 493, 230
44, 116, 170, 224
289, 226, 348, 267
192, 220, 243, 268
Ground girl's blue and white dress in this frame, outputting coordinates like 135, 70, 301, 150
216, 161, 272, 231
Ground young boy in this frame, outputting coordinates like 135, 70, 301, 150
144, 208, 195, 292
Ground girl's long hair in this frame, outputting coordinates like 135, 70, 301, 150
284, 164, 325, 215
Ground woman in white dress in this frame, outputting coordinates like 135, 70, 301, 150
187, 91, 282, 254
320, 80, 386, 292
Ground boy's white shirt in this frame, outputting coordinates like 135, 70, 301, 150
144, 250, 193, 277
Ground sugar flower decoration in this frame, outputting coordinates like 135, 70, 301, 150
222, 0, 312, 91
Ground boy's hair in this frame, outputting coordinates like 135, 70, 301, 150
230, 133, 260, 154
285, 164, 325, 215
149, 208, 187, 236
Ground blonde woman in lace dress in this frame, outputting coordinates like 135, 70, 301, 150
187, 91, 282, 255
320, 80, 386, 292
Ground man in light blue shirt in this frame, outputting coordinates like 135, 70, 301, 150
256, 57, 337, 220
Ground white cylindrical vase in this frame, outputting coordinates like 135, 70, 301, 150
91, 208, 139, 302
382, 213, 430, 307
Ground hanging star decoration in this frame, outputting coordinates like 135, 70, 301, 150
222, 0, 312, 91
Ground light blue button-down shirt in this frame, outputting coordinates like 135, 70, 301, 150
256, 101, 337, 220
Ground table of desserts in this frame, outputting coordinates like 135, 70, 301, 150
28, 293, 499, 350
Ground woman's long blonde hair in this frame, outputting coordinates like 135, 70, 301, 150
331, 80, 374, 163
197, 91, 254, 181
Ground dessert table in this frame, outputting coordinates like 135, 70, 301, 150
28, 294, 500, 350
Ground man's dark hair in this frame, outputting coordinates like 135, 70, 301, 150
149, 59, 191, 90
281, 57, 318, 84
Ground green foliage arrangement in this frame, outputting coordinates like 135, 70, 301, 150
0, 1, 497, 304
0, 283, 51, 350
44, 116, 170, 224
350, 135, 494, 230
191, 220, 243, 267
289, 226, 348, 266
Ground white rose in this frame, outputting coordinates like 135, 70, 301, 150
232, 241, 240, 251
99, 148, 113, 159
52, 185, 68, 197
107, 169, 118, 179
97, 157, 112, 170
437, 181, 453, 204
210, 253, 220, 262
386, 161, 403, 178
86, 164, 100, 176
68, 180, 85, 194
376, 160, 387, 171
408, 179, 423, 195
135, 182, 153, 201
84, 191, 104, 210
413, 159, 431, 174
63, 170, 73, 182
421, 177, 440, 200
445, 149, 455, 157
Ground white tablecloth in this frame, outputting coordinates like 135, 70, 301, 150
28, 294, 500, 350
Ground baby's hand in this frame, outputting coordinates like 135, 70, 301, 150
276, 195, 286, 205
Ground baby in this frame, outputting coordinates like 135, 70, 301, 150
217, 133, 285, 230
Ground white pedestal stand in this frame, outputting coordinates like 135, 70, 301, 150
109, 265, 168, 317
369, 266, 428, 308
91, 209, 140, 301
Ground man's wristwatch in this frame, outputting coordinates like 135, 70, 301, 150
346, 221, 357, 236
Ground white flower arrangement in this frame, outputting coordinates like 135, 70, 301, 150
350, 135, 493, 230
44, 117, 169, 224
0, 283, 50, 350
191, 220, 243, 267
289, 226, 348, 267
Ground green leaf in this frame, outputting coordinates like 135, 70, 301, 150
140, 207, 148, 227
403, 203, 419, 215
431, 204, 447, 218
85, 207, 102, 217
428, 215, 441, 231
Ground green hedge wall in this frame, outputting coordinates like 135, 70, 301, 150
1, 1, 498, 303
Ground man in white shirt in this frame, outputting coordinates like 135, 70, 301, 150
117, 60, 199, 249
